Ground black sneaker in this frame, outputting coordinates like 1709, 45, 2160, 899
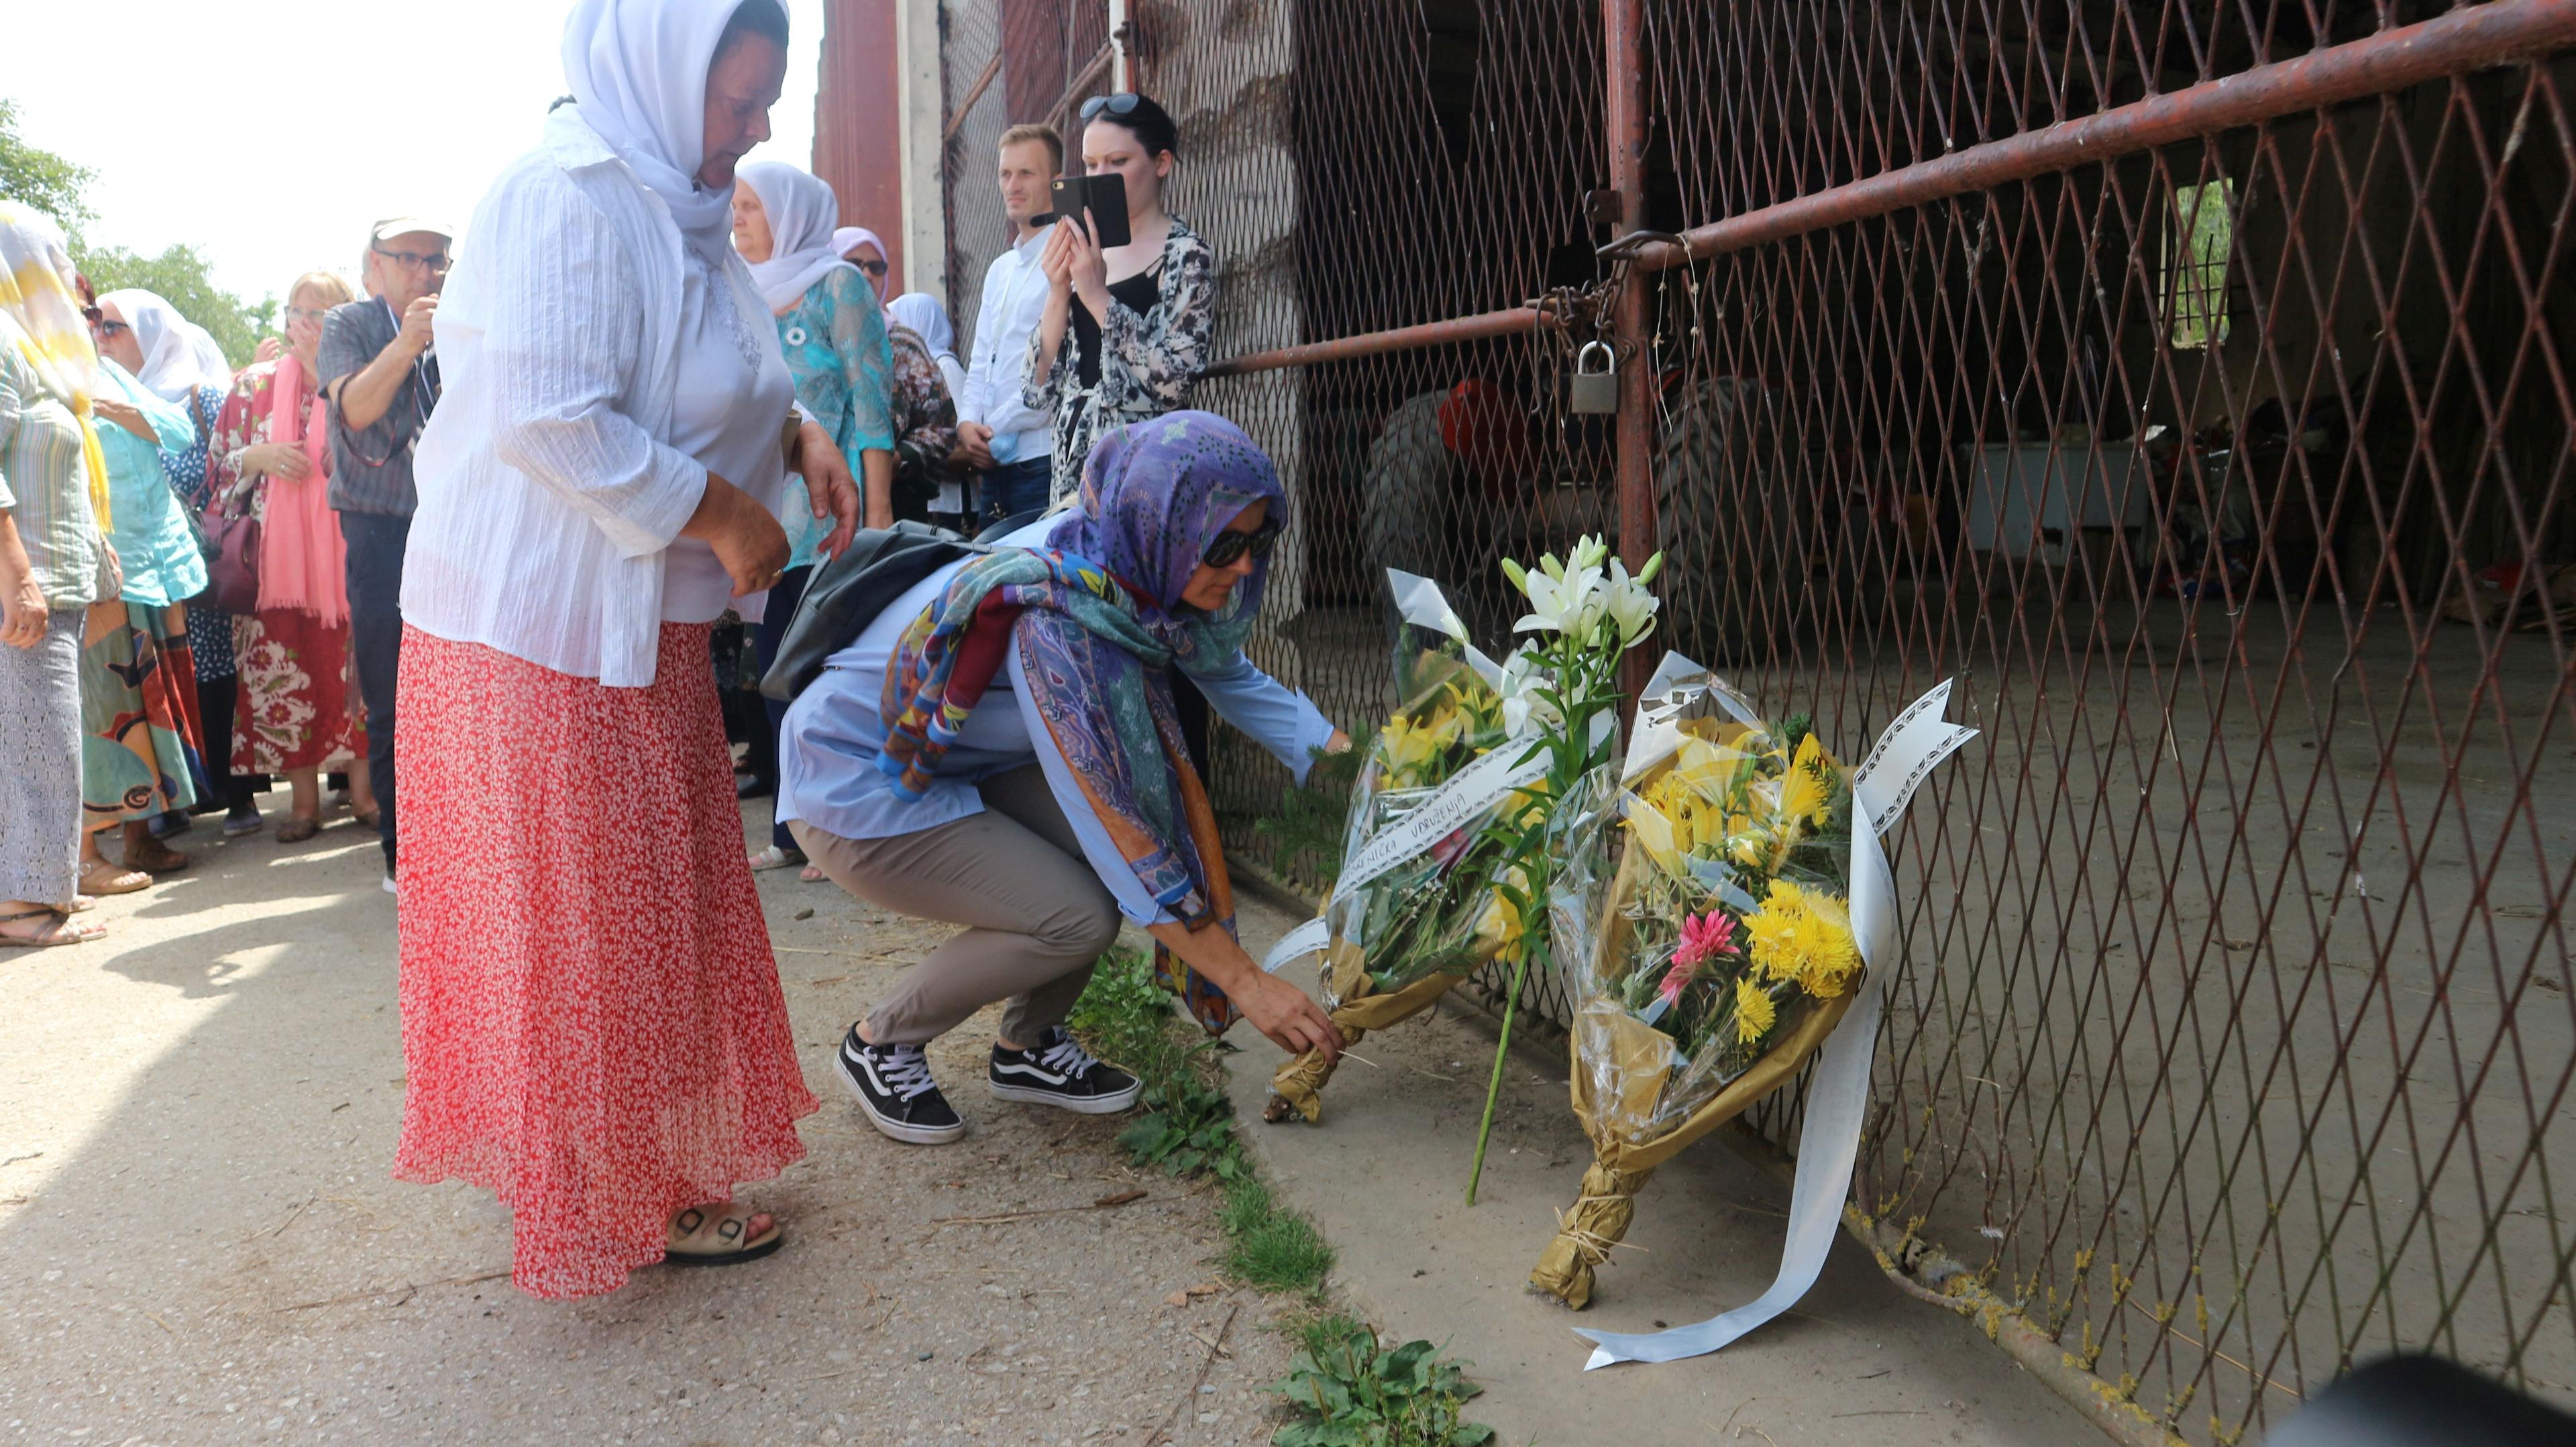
987, 1028, 1141, 1114
835, 1029, 965, 1144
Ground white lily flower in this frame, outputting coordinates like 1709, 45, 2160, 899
1600, 557, 1661, 648
1513, 558, 1606, 643
1496, 648, 1566, 737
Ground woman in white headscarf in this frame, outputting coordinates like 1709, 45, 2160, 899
886, 292, 969, 530
97, 288, 256, 832
731, 159, 895, 871
830, 225, 891, 300
393, 0, 859, 1299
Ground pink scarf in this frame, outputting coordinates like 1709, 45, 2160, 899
255, 353, 349, 624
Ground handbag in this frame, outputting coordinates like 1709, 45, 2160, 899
203, 505, 262, 615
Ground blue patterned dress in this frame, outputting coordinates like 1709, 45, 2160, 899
773, 266, 896, 565
162, 381, 234, 680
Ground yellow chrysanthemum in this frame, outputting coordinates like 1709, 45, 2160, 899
1734, 977, 1778, 1045
1794, 891, 1862, 997
1745, 879, 1807, 982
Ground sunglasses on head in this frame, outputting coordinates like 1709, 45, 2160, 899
1200, 514, 1283, 570
1080, 92, 1142, 122
79, 305, 102, 325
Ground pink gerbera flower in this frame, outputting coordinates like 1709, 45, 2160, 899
1658, 910, 1739, 1006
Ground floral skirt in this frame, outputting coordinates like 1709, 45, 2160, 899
233, 608, 362, 773
80, 601, 203, 825
391, 623, 816, 1299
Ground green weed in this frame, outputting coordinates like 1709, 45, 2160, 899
1272, 1316, 1493, 1447
1066, 949, 1488, 1444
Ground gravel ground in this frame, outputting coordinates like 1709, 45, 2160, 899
0, 801, 1295, 1447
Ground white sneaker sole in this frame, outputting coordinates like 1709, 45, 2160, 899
988, 1079, 1143, 1114
835, 1049, 966, 1144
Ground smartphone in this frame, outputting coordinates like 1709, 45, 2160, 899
1045, 173, 1132, 249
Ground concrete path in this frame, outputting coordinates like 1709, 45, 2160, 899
1, 796, 2100, 1446
0, 803, 1288, 1447
1223, 894, 2098, 1447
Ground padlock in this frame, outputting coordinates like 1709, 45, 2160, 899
1568, 339, 1619, 415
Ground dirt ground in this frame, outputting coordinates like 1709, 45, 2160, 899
0, 801, 1293, 1447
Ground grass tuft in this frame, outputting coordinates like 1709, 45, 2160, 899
1067, 949, 1487, 1445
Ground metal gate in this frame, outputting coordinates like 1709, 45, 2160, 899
928, 3, 2576, 1440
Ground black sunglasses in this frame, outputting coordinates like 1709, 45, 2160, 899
1080, 92, 1142, 122
855, 258, 888, 276
79, 305, 103, 325
1201, 515, 1283, 570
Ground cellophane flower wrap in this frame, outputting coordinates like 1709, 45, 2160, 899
1262, 572, 1539, 1123
1530, 661, 1871, 1309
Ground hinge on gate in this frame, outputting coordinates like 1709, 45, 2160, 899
1582, 189, 1625, 229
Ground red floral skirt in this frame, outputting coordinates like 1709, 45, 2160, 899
392, 623, 816, 1298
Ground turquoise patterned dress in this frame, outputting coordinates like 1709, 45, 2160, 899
772, 266, 896, 567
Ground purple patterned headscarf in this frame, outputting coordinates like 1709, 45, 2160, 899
1046, 410, 1284, 672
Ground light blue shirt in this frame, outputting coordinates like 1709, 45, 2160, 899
778, 521, 1338, 924
95, 359, 206, 607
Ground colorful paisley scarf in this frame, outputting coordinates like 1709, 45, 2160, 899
878, 411, 1285, 1030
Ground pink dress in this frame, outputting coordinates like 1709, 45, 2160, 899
392, 622, 816, 1297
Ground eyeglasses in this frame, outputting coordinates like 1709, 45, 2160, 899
1199, 515, 1283, 570
855, 259, 888, 277
283, 305, 333, 325
1079, 92, 1142, 122
373, 246, 450, 273
95, 319, 131, 340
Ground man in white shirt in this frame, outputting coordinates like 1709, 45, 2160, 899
953, 124, 1063, 527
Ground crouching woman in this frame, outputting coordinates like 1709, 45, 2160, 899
779, 411, 1345, 1142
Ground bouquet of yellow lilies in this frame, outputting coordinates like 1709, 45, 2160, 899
1261, 572, 1532, 1123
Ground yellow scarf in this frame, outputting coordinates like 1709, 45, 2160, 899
0, 202, 113, 529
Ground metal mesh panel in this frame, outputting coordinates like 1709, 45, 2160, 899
930, 2, 2576, 1439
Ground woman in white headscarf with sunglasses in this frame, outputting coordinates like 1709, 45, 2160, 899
730, 159, 895, 873
394, 0, 861, 1298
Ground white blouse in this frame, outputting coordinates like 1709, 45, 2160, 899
403, 107, 796, 686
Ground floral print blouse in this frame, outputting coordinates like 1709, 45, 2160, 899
164, 380, 235, 676
775, 266, 896, 569
885, 324, 959, 521
1022, 215, 1216, 506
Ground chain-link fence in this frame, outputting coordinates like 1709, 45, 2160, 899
927, 1, 2576, 1440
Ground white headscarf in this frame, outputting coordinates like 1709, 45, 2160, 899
737, 161, 856, 313
558, 0, 743, 258
885, 292, 956, 366
98, 288, 231, 403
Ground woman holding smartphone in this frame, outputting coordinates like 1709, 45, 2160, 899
1024, 92, 1213, 514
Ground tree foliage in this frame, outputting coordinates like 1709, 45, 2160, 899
0, 100, 275, 366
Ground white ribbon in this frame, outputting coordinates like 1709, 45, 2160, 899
1574, 669, 1975, 1369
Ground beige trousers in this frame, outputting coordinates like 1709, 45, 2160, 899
791, 765, 1122, 1046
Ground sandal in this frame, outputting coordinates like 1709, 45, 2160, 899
79, 861, 151, 896
66, 895, 96, 914
665, 1204, 784, 1267
747, 845, 806, 872
276, 816, 321, 844
0, 907, 107, 949
123, 837, 189, 874
350, 806, 380, 830
799, 864, 824, 883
